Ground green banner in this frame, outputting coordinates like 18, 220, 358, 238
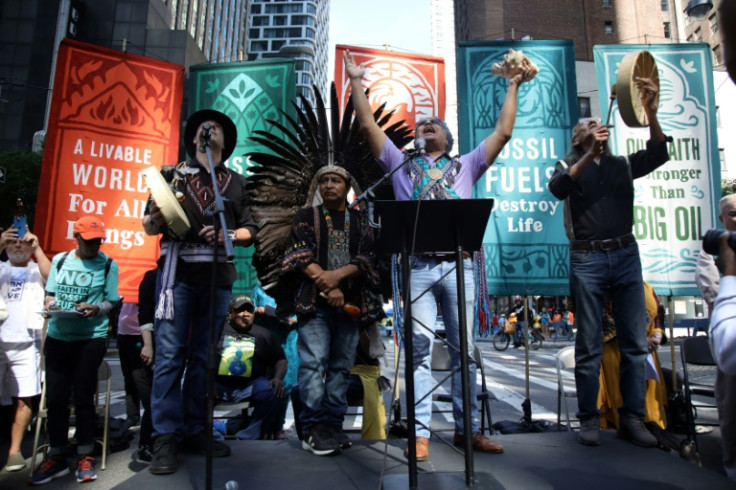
457, 40, 578, 295
188, 59, 296, 296
594, 44, 720, 296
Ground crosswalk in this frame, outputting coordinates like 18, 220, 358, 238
103, 343, 577, 431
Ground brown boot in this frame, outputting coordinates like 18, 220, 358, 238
453, 432, 504, 453
404, 436, 430, 461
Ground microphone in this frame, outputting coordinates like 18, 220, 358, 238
348, 146, 417, 209
414, 137, 426, 154
200, 123, 212, 142
215, 481, 239, 490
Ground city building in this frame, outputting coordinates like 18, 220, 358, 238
247, 0, 329, 104
0, 0, 251, 152
430, 0, 459, 154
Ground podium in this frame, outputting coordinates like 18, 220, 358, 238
374, 199, 498, 489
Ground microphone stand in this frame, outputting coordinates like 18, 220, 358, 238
350, 149, 420, 227
201, 129, 236, 490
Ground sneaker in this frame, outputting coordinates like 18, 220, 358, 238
327, 425, 352, 449
181, 432, 231, 457
137, 445, 153, 463
27, 456, 69, 485
617, 415, 658, 447
302, 424, 340, 456
76, 456, 97, 483
577, 417, 601, 446
149, 434, 177, 475
4, 452, 26, 472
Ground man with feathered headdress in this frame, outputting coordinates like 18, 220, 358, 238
245, 83, 412, 456
344, 48, 536, 461
277, 164, 382, 456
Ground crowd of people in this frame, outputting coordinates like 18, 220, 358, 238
2, 2, 736, 484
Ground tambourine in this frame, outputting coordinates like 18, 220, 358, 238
141, 167, 191, 238
616, 50, 660, 128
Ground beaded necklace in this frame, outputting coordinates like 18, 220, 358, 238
323, 206, 351, 270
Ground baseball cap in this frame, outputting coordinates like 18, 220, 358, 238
229, 295, 255, 312
74, 216, 106, 240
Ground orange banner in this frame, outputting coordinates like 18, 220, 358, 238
334, 44, 445, 134
36, 39, 184, 302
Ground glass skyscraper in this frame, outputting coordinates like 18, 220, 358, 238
247, 0, 329, 105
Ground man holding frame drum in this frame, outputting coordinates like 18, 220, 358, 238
142, 109, 257, 475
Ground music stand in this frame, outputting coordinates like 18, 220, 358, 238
375, 199, 499, 490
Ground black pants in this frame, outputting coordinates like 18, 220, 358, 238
117, 334, 153, 446
44, 336, 106, 455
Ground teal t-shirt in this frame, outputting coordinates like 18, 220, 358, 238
45, 251, 119, 341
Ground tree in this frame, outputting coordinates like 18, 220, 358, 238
0, 150, 43, 230
722, 178, 736, 197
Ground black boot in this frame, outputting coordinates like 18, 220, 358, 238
149, 434, 177, 475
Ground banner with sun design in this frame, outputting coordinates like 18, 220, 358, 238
457, 40, 577, 296
188, 59, 296, 296
594, 44, 720, 296
334, 44, 445, 135
36, 39, 184, 303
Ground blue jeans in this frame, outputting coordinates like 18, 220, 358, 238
514, 321, 526, 346
291, 374, 364, 440
296, 306, 360, 430
151, 277, 231, 439
408, 256, 478, 437
569, 243, 648, 420
552, 321, 571, 341
216, 377, 280, 439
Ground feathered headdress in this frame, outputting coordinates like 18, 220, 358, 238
246, 83, 413, 293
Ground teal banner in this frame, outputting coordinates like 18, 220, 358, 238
593, 44, 720, 296
457, 41, 578, 295
188, 59, 296, 296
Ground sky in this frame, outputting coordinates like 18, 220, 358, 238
328, 0, 432, 74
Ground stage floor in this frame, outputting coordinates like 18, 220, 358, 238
2, 429, 728, 489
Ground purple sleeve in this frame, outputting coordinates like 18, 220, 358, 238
377, 138, 404, 172
460, 142, 489, 183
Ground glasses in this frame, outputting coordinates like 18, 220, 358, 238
233, 306, 255, 314
416, 117, 442, 128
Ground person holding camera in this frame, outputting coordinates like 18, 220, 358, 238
696, 193, 736, 481
0, 225, 49, 473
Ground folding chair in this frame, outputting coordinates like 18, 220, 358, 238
680, 336, 718, 463
213, 400, 251, 439
430, 340, 495, 435
555, 345, 577, 430
30, 360, 113, 476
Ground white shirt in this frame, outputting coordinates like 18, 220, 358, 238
710, 275, 736, 374
695, 250, 719, 314
0, 261, 45, 344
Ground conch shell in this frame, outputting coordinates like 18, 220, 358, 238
491, 49, 539, 80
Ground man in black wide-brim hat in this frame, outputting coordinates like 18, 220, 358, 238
142, 109, 258, 475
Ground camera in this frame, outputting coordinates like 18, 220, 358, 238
702, 228, 736, 255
